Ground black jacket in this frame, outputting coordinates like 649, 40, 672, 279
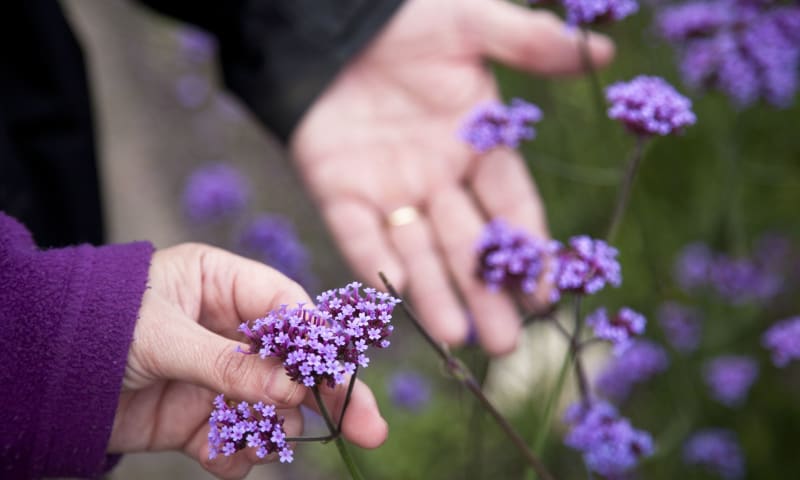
0, 0, 402, 248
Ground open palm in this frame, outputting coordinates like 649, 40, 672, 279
291, 0, 613, 354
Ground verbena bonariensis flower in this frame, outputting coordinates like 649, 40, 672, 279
703, 355, 759, 407
550, 236, 621, 302
606, 75, 697, 136
762, 316, 800, 367
657, 301, 702, 353
239, 282, 398, 388
238, 214, 315, 288
586, 307, 646, 353
657, 1, 800, 108
683, 429, 744, 479
564, 400, 654, 477
476, 219, 553, 294
208, 394, 293, 462
709, 255, 782, 304
460, 99, 542, 152
596, 340, 669, 402
674, 242, 713, 292
182, 163, 249, 223
387, 371, 431, 412
566, 0, 638, 26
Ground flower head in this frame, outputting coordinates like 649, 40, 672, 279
182, 163, 249, 223
562, 0, 638, 26
550, 236, 621, 301
476, 219, 553, 294
388, 371, 431, 411
674, 242, 713, 292
606, 75, 696, 136
564, 400, 654, 477
208, 394, 292, 462
703, 355, 759, 407
238, 214, 315, 288
684, 429, 744, 479
587, 307, 646, 353
762, 316, 800, 367
657, 301, 702, 353
460, 99, 542, 152
596, 340, 669, 401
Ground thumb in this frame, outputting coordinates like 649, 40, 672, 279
135, 291, 305, 407
464, 0, 615, 75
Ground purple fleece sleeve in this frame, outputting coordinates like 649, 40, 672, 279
0, 212, 154, 478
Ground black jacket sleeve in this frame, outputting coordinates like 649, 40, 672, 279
137, 0, 404, 143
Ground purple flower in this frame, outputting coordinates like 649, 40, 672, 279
562, 0, 639, 26
657, 301, 702, 352
703, 355, 759, 407
762, 316, 800, 367
709, 255, 782, 304
587, 307, 646, 353
460, 99, 542, 152
684, 429, 744, 479
657, 2, 731, 41
208, 394, 292, 462
674, 242, 713, 291
238, 214, 315, 288
387, 371, 431, 411
564, 400, 654, 477
606, 75, 696, 136
596, 340, 670, 401
550, 236, 622, 301
239, 282, 398, 388
476, 219, 553, 294
182, 163, 249, 223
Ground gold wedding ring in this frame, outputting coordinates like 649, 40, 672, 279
386, 206, 421, 227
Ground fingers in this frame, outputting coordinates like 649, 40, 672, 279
303, 378, 388, 449
387, 216, 470, 345
463, 0, 615, 75
428, 186, 522, 355
323, 199, 406, 289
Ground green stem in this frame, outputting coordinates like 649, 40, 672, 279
606, 136, 647, 243
313, 387, 365, 480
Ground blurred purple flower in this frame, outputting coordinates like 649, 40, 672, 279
182, 163, 249, 223
238, 214, 315, 288
208, 394, 292, 462
476, 219, 553, 294
562, 0, 639, 26
586, 307, 647, 354
674, 242, 713, 291
177, 27, 216, 63
564, 400, 654, 477
762, 316, 800, 367
460, 99, 542, 152
550, 236, 622, 302
703, 355, 759, 407
596, 340, 670, 402
657, 301, 702, 353
709, 255, 782, 304
684, 429, 744, 479
175, 73, 211, 109
388, 371, 431, 411
606, 75, 696, 136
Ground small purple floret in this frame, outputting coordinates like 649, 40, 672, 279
596, 340, 669, 402
762, 316, 800, 367
182, 163, 249, 223
460, 99, 542, 152
657, 301, 702, 353
606, 75, 696, 136
586, 307, 646, 353
388, 371, 431, 412
684, 429, 744, 479
703, 355, 759, 407
476, 219, 553, 294
208, 394, 292, 462
550, 236, 621, 301
562, 0, 639, 26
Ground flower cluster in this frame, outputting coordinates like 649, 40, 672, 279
596, 340, 670, 402
657, 301, 702, 353
683, 429, 745, 479
561, 0, 638, 26
606, 75, 697, 136
656, 1, 800, 107
238, 214, 315, 288
182, 163, 249, 223
208, 394, 293, 462
703, 355, 759, 407
762, 316, 800, 367
586, 306, 646, 353
550, 236, 622, 301
239, 282, 398, 388
387, 371, 431, 412
460, 99, 542, 152
475, 219, 552, 294
563, 400, 654, 477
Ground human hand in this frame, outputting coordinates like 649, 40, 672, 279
108, 244, 387, 479
290, 0, 614, 355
